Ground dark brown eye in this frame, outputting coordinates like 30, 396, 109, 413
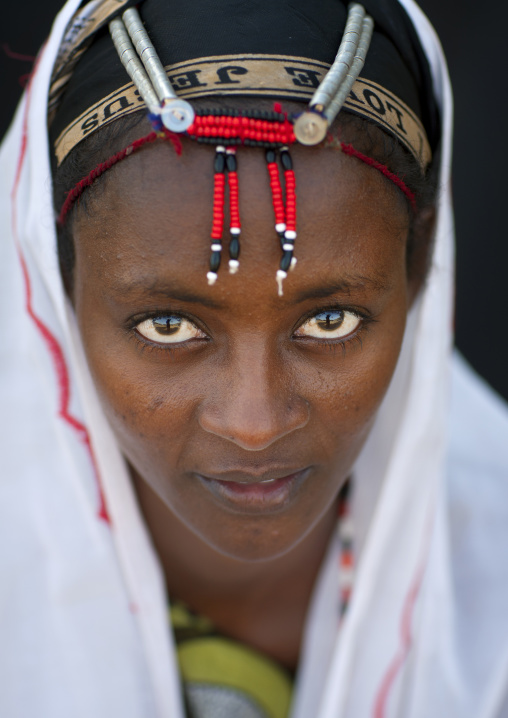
135, 316, 206, 344
295, 310, 361, 339
152, 316, 182, 335
314, 311, 344, 331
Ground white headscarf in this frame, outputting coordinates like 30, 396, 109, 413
1, 1, 507, 717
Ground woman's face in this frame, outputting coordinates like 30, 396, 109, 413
72, 137, 413, 562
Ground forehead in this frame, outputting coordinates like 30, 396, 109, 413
72, 137, 409, 302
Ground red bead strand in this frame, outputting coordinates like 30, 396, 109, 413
211, 172, 226, 240
266, 159, 286, 233
284, 168, 297, 235
208, 147, 226, 284
227, 155, 241, 234
269, 148, 297, 296
226, 147, 241, 274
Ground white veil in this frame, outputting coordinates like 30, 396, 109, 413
1, 1, 507, 716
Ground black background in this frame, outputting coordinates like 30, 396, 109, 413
3, 1, 507, 402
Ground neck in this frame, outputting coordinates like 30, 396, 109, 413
131, 467, 339, 669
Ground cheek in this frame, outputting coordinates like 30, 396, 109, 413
296, 297, 407, 461
76, 308, 204, 478
100, 366, 198, 461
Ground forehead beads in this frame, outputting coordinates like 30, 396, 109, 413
104, 3, 374, 293
266, 147, 298, 296
195, 110, 298, 293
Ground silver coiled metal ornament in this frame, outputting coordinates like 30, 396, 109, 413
293, 3, 374, 146
109, 7, 194, 132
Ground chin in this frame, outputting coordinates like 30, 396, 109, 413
182, 499, 332, 564
197, 526, 310, 564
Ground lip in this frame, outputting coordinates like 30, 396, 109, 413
196, 467, 311, 513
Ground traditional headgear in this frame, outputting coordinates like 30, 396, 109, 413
51, 0, 439, 292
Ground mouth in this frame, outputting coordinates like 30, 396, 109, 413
196, 467, 311, 513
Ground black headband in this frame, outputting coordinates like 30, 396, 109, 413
50, 0, 439, 168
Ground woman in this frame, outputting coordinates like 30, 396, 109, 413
1, 0, 507, 717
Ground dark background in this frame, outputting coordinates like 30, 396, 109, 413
3, 1, 507, 402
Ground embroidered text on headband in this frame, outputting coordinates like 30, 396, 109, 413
53, 0, 437, 293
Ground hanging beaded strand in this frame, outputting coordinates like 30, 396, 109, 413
226, 148, 241, 273
266, 149, 286, 294
208, 146, 226, 285
266, 149, 286, 238
278, 147, 297, 295
186, 108, 298, 286
266, 148, 297, 296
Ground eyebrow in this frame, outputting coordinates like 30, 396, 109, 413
291, 275, 391, 303
108, 273, 390, 308
108, 278, 224, 308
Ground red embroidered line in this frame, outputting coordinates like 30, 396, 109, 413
11, 54, 110, 523
18, 251, 110, 522
372, 568, 424, 717
340, 142, 417, 211
58, 129, 182, 226
372, 508, 435, 717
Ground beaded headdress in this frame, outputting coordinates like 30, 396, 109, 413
51, 0, 436, 294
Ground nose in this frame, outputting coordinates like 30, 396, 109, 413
198, 345, 309, 451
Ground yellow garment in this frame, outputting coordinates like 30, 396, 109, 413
170, 602, 293, 718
